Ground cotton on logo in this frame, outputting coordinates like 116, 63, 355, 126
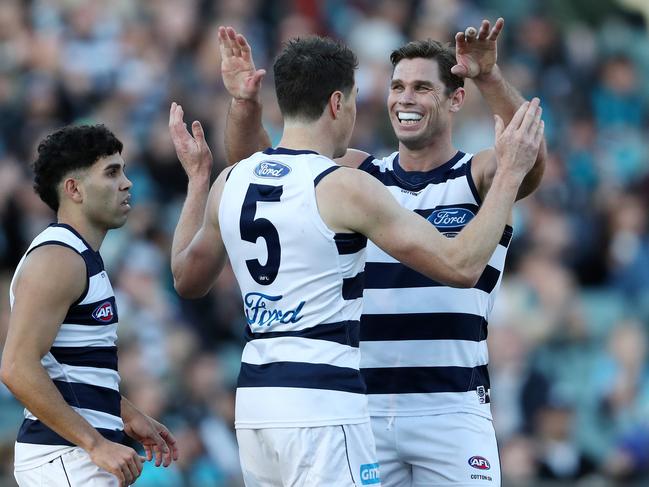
468, 456, 491, 470
92, 302, 114, 322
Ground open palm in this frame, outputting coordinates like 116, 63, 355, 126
452, 18, 504, 79
218, 26, 266, 100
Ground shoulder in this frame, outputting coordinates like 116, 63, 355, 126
317, 165, 384, 201
335, 148, 372, 169
470, 148, 497, 198
13, 245, 86, 302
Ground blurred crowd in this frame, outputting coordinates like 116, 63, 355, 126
0, 0, 649, 486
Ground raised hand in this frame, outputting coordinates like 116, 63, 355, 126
168, 102, 213, 180
451, 17, 504, 79
88, 438, 145, 487
494, 97, 544, 178
218, 26, 266, 101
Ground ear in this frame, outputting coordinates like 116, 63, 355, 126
448, 87, 465, 113
328, 91, 344, 119
62, 176, 84, 204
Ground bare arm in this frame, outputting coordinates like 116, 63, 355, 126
219, 26, 271, 164
225, 98, 272, 165
319, 100, 544, 286
169, 102, 229, 297
0, 247, 143, 486
453, 18, 547, 200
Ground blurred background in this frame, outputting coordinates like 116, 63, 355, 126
1, 0, 649, 486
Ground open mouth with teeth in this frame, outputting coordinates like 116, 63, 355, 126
397, 111, 423, 125
121, 196, 131, 208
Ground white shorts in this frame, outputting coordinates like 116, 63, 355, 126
372, 413, 500, 487
15, 447, 119, 487
237, 422, 381, 486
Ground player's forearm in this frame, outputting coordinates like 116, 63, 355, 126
171, 177, 210, 279
225, 98, 272, 165
473, 65, 525, 124
475, 69, 547, 198
1, 359, 104, 451
450, 171, 522, 282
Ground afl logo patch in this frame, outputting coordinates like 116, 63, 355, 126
92, 302, 114, 322
254, 161, 291, 179
468, 456, 491, 470
428, 208, 475, 228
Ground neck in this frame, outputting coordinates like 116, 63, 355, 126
278, 119, 337, 159
398, 136, 458, 172
56, 209, 106, 251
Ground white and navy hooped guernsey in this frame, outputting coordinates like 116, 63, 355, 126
220, 147, 368, 429
358, 151, 512, 419
9, 224, 123, 470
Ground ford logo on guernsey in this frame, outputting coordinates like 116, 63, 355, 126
254, 161, 291, 179
360, 463, 380, 485
244, 292, 305, 328
428, 208, 475, 228
92, 301, 114, 322
468, 456, 491, 470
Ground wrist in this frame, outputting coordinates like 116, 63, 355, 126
80, 430, 105, 453
120, 396, 140, 424
231, 96, 261, 108
492, 166, 525, 190
473, 64, 503, 86
187, 173, 211, 188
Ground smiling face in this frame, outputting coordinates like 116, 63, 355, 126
73, 153, 132, 230
388, 58, 462, 150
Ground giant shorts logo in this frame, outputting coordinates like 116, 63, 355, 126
244, 292, 305, 328
92, 301, 114, 322
468, 456, 491, 470
428, 208, 475, 229
254, 161, 291, 179
360, 463, 380, 485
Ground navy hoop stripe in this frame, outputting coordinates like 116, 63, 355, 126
360, 313, 487, 342
238, 362, 366, 394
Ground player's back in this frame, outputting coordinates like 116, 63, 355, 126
219, 147, 369, 428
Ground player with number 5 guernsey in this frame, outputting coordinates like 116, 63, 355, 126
170, 35, 543, 486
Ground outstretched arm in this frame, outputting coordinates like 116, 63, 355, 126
453, 18, 547, 200
169, 102, 228, 298
320, 100, 544, 286
219, 26, 271, 165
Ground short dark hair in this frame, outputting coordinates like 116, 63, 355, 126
390, 40, 464, 94
33, 125, 123, 211
274, 36, 358, 121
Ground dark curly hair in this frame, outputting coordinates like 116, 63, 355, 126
32, 125, 123, 211
274, 36, 358, 121
390, 40, 464, 95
